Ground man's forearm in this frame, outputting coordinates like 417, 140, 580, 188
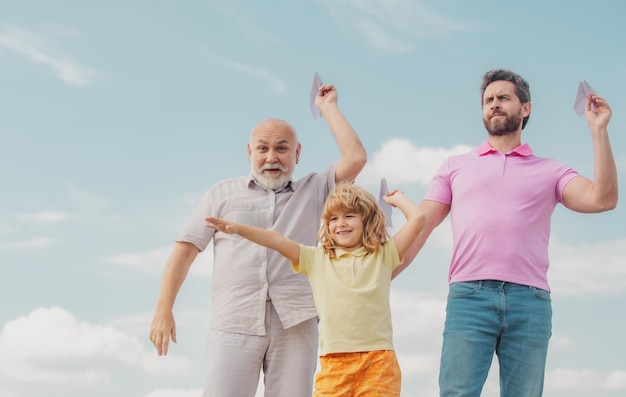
321, 104, 367, 183
155, 242, 198, 310
590, 128, 618, 210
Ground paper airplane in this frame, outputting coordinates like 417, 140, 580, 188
573, 80, 596, 116
378, 178, 393, 228
310, 72, 324, 120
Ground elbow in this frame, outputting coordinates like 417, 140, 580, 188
347, 151, 368, 179
354, 150, 367, 172
356, 158, 367, 175
336, 149, 367, 183
591, 193, 618, 212
602, 189, 619, 211
416, 213, 426, 231
604, 196, 618, 211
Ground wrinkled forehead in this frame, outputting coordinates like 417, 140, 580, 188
250, 119, 298, 144
483, 80, 518, 100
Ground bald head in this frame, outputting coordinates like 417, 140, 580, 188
248, 118, 301, 190
250, 118, 299, 144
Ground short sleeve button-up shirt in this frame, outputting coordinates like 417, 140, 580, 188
178, 164, 337, 335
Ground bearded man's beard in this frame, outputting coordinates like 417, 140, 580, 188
484, 110, 523, 136
252, 164, 290, 191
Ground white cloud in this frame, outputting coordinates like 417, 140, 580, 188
549, 237, 626, 296
391, 289, 446, 340
357, 138, 472, 187
607, 370, 626, 389
546, 368, 626, 391
0, 307, 191, 395
16, 211, 68, 223
320, 0, 476, 53
549, 333, 574, 349
0, 27, 96, 86
390, 290, 445, 396
109, 312, 156, 336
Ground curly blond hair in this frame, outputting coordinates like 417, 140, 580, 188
318, 183, 389, 258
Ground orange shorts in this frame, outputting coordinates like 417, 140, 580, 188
313, 350, 401, 396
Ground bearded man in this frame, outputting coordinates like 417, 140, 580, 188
396, 69, 618, 397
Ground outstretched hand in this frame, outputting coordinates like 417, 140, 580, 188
585, 94, 612, 131
206, 216, 237, 234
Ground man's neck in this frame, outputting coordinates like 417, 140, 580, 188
487, 132, 522, 153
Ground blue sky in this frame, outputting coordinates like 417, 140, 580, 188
1, 1, 625, 396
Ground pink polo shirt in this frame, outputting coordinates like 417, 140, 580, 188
425, 141, 578, 292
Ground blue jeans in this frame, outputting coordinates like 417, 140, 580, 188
439, 281, 552, 397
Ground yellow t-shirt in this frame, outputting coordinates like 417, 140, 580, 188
293, 240, 401, 355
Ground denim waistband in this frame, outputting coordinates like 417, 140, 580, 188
472, 280, 525, 288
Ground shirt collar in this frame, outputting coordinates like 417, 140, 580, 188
335, 246, 368, 259
247, 174, 294, 192
476, 140, 534, 157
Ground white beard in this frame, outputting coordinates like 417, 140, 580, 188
252, 165, 290, 190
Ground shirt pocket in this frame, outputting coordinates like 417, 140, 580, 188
220, 202, 265, 228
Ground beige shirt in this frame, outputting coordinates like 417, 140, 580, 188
294, 240, 401, 355
178, 164, 337, 336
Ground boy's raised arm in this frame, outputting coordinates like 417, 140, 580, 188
205, 216, 301, 263
383, 191, 425, 258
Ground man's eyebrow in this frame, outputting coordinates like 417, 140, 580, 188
484, 92, 511, 100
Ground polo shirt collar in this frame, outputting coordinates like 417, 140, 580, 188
476, 140, 534, 157
335, 246, 368, 259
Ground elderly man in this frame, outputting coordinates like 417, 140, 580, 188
150, 82, 367, 397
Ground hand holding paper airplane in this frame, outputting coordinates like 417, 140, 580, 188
574, 80, 597, 116
573, 80, 612, 130
309, 72, 338, 120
